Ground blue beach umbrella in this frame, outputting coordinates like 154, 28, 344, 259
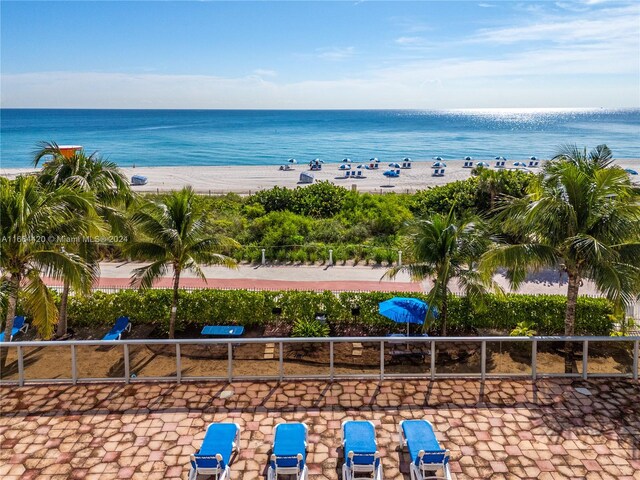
530, 156, 537, 160
476, 161, 490, 167
432, 161, 447, 168
342, 158, 352, 163
388, 162, 401, 168
370, 157, 380, 162
464, 156, 473, 161
434, 156, 443, 161
495, 156, 507, 160
514, 161, 527, 167
288, 158, 297, 164
624, 168, 638, 175
378, 297, 437, 336
403, 157, 411, 162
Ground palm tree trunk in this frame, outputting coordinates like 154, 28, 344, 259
56, 278, 70, 338
169, 269, 181, 339
1, 273, 21, 370
564, 271, 581, 374
440, 290, 448, 336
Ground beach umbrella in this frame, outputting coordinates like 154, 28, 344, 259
357, 164, 364, 169
432, 161, 447, 168
476, 161, 490, 167
388, 162, 401, 168
288, 158, 297, 164
434, 156, 443, 161
514, 161, 527, 167
342, 158, 352, 163
370, 157, 379, 162
495, 156, 507, 160
530, 156, 537, 160
625, 168, 638, 175
464, 156, 473, 161
403, 157, 411, 162
378, 297, 437, 336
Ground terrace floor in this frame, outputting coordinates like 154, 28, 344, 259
1, 379, 639, 480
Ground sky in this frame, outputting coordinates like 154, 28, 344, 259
1, 0, 639, 109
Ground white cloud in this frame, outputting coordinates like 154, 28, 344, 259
253, 69, 277, 77
478, 3, 496, 7
316, 46, 356, 61
471, 5, 639, 45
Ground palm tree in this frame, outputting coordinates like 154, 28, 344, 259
127, 187, 238, 338
481, 145, 640, 372
385, 210, 497, 335
33, 141, 133, 337
0, 176, 94, 348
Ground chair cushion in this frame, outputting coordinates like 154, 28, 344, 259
193, 423, 238, 469
272, 423, 306, 468
402, 420, 447, 465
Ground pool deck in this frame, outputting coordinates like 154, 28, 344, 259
1, 379, 639, 479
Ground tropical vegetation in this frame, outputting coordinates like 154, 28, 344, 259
384, 210, 500, 335
1, 142, 638, 345
33, 142, 133, 337
0, 175, 94, 344
126, 186, 238, 338
3, 288, 614, 337
481, 145, 640, 371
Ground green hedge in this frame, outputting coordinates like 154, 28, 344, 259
61, 289, 614, 336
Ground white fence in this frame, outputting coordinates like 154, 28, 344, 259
1, 336, 637, 386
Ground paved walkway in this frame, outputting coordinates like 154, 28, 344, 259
41, 262, 604, 295
1, 379, 638, 479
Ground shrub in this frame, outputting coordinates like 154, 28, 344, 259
292, 318, 330, 337
510, 321, 537, 336
248, 186, 294, 212
291, 181, 348, 218
44, 289, 613, 337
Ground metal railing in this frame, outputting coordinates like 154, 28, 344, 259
1, 336, 637, 386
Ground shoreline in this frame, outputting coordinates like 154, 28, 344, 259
2, 159, 639, 193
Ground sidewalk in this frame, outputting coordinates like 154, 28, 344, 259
42, 262, 602, 296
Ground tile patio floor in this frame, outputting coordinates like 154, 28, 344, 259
1, 379, 639, 479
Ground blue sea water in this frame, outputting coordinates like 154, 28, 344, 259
1, 108, 639, 169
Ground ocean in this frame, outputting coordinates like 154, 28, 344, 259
1, 108, 639, 169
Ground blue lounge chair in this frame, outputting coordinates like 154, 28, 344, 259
102, 316, 131, 340
0, 316, 28, 342
399, 420, 451, 480
189, 423, 241, 480
342, 421, 382, 480
268, 423, 308, 480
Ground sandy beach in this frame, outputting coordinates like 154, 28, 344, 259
2, 159, 639, 194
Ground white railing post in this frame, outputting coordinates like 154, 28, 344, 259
71, 345, 77, 385
532, 340, 537, 380
481, 341, 487, 381
329, 249, 333, 266
261, 249, 266, 265
124, 344, 130, 383
279, 342, 284, 380
633, 340, 638, 381
398, 251, 402, 267
227, 343, 233, 382
582, 340, 588, 380
176, 344, 181, 383
17, 342, 23, 387
380, 341, 385, 380
431, 340, 436, 380
330, 341, 334, 381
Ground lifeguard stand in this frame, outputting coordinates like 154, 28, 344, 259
57, 145, 83, 158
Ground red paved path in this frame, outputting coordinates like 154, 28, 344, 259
43, 277, 423, 292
